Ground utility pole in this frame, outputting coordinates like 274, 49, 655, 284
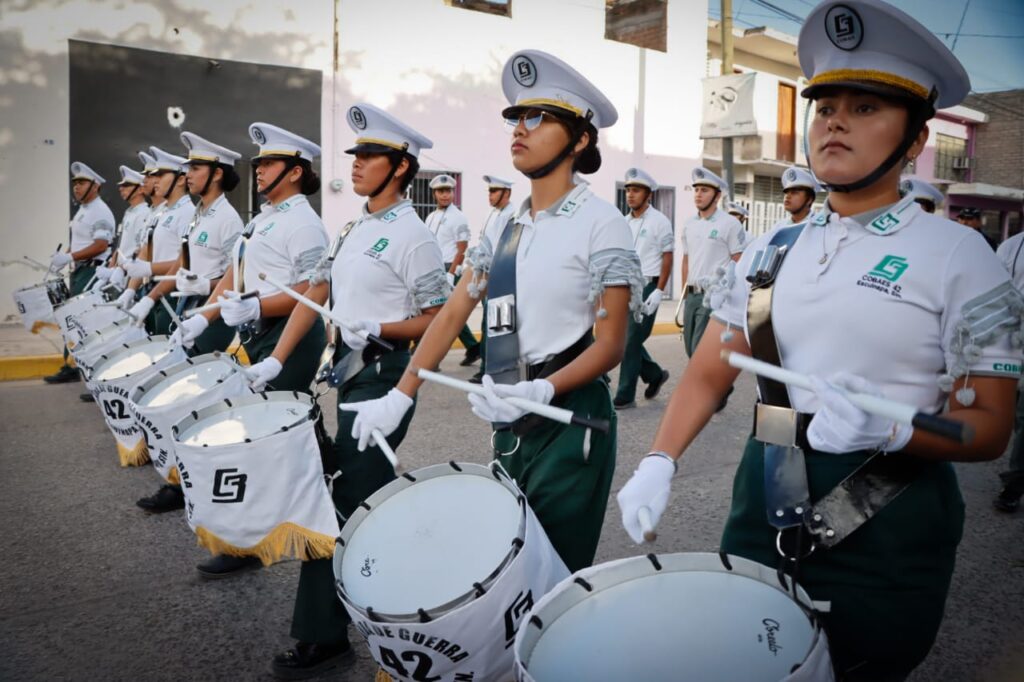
721, 0, 735, 199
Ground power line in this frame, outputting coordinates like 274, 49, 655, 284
748, 0, 804, 24
937, 32, 1024, 39
951, 0, 971, 51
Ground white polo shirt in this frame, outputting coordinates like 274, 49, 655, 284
996, 232, 1024, 293
186, 195, 243, 280
328, 199, 449, 325
425, 204, 471, 264
117, 203, 151, 260
70, 196, 115, 260
480, 203, 516, 248
151, 195, 195, 262
467, 183, 644, 365
713, 195, 1024, 413
629, 205, 674, 278
238, 194, 328, 296
681, 209, 748, 286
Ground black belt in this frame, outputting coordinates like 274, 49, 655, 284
685, 284, 704, 295
501, 333, 593, 436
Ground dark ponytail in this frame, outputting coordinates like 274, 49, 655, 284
572, 122, 601, 174
297, 159, 321, 196
220, 165, 240, 192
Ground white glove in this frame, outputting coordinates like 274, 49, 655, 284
169, 315, 208, 349
244, 357, 282, 392
806, 372, 913, 454
115, 287, 137, 309
108, 267, 127, 289
642, 288, 664, 316
338, 387, 415, 452
94, 265, 115, 282
50, 252, 72, 270
219, 290, 261, 327
704, 262, 736, 311
175, 268, 211, 296
445, 271, 456, 288
467, 375, 554, 424
340, 319, 381, 352
128, 296, 155, 322
617, 454, 676, 544
123, 259, 152, 279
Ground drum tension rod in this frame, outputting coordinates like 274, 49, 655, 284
473, 582, 486, 597
401, 472, 417, 482
528, 615, 543, 629
417, 608, 431, 623
646, 554, 663, 571
573, 577, 593, 592
448, 461, 462, 472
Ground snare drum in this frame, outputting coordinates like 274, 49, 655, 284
172, 391, 339, 565
130, 353, 250, 484
334, 462, 569, 682
73, 320, 148, 380
11, 279, 69, 332
514, 552, 833, 682
54, 290, 105, 342
66, 301, 130, 350
90, 337, 187, 467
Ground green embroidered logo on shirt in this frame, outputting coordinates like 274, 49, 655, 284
371, 238, 389, 253
259, 221, 275, 235
994, 362, 1022, 375
197, 231, 208, 245
868, 255, 909, 282
869, 212, 899, 233
709, 229, 719, 238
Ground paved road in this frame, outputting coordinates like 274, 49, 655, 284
1, 335, 1021, 681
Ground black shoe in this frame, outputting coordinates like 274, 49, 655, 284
613, 396, 636, 410
994, 488, 1021, 513
79, 392, 95, 403
270, 640, 354, 680
644, 370, 670, 400
196, 554, 263, 580
460, 344, 481, 366
43, 365, 80, 384
469, 372, 483, 384
136, 484, 185, 513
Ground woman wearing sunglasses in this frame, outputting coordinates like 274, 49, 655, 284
340, 49, 644, 574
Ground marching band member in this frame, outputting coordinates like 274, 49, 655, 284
119, 147, 193, 334
339, 50, 643, 575
994, 228, 1024, 513
726, 201, 749, 226
174, 123, 329, 579
618, 1, 1022, 678
612, 167, 672, 409
425, 173, 481, 366
776, 166, 820, 227
44, 162, 115, 384
92, 165, 147, 292
899, 177, 944, 214
245, 104, 446, 678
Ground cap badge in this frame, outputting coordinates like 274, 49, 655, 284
512, 55, 537, 88
825, 4, 864, 51
349, 107, 367, 130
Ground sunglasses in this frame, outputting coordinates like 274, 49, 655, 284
504, 109, 560, 132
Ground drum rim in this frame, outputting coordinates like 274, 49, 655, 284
515, 552, 823, 676
131, 352, 242, 407
53, 289, 103, 311
90, 335, 170, 382
75, 319, 135, 350
333, 461, 528, 624
170, 390, 315, 445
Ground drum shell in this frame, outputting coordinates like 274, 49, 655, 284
170, 391, 339, 564
333, 463, 570, 682
513, 552, 834, 682
129, 354, 249, 484
73, 321, 148, 380
54, 290, 104, 341
12, 279, 67, 331
66, 303, 129, 349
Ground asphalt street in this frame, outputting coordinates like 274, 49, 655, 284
0, 334, 1021, 681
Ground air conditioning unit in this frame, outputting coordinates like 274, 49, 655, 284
951, 157, 974, 170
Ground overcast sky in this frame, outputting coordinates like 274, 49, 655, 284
709, 0, 1024, 93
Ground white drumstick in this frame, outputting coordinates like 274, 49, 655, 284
184, 290, 259, 317
721, 351, 973, 444
257, 272, 393, 351
22, 256, 49, 271
157, 295, 183, 330
153, 274, 197, 282
638, 506, 657, 543
416, 368, 610, 433
370, 429, 400, 469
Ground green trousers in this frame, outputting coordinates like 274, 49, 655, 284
241, 317, 325, 394
721, 437, 964, 680
190, 317, 237, 356
493, 378, 616, 572
614, 279, 664, 402
682, 290, 710, 357
290, 349, 416, 644
64, 266, 96, 363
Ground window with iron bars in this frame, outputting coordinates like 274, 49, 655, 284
934, 133, 967, 182
409, 170, 462, 222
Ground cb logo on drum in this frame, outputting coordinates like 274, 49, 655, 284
212, 468, 248, 503
503, 590, 534, 649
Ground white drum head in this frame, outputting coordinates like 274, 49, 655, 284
519, 553, 819, 682
174, 392, 313, 446
138, 358, 238, 408
93, 339, 172, 382
338, 463, 523, 617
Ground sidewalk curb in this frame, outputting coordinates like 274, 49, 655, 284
1, 325, 683, 381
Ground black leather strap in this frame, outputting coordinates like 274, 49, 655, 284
484, 217, 523, 385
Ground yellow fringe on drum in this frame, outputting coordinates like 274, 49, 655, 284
166, 466, 180, 485
194, 523, 336, 566
30, 320, 59, 334
117, 440, 150, 467
375, 669, 393, 682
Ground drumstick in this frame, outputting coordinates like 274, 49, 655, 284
152, 274, 197, 282
721, 351, 975, 444
638, 506, 657, 543
370, 429, 400, 469
23, 256, 49, 270
257, 272, 394, 352
184, 290, 259, 317
157, 295, 183, 330
416, 368, 611, 433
